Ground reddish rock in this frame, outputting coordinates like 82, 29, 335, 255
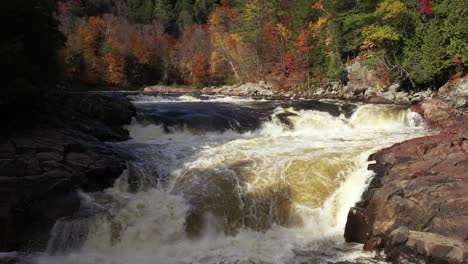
345, 98, 468, 264
144, 85, 199, 94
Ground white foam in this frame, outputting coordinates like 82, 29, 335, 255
29, 100, 431, 264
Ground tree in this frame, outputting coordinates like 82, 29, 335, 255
208, 1, 245, 82
130, 33, 153, 65
294, 29, 315, 89
154, 0, 174, 27
419, 0, 433, 15
128, 0, 154, 24
104, 45, 127, 85
192, 52, 210, 84
2, 0, 64, 109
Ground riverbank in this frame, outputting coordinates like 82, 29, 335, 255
144, 78, 468, 107
344, 96, 468, 263
0, 92, 135, 251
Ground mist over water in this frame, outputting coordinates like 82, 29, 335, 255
24, 94, 431, 264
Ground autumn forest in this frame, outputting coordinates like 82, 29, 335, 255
4, 0, 468, 94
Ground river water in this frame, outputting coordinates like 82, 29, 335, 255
22, 94, 431, 264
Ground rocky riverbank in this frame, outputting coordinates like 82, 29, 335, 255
0, 92, 135, 251
344, 95, 468, 263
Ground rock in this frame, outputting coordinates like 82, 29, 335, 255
315, 88, 325, 95
394, 92, 410, 105
0, 92, 134, 251
452, 78, 468, 95
364, 89, 377, 100
0, 158, 42, 177
346, 60, 385, 88
344, 207, 371, 243
388, 83, 401, 93
378, 92, 395, 102
364, 236, 384, 251
388, 226, 409, 247
36, 151, 62, 162
454, 97, 467, 108
403, 231, 468, 264
344, 97, 468, 264
143, 85, 198, 94
0, 141, 15, 159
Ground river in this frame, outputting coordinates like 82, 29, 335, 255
22, 94, 431, 264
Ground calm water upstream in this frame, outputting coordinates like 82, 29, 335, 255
20, 94, 431, 264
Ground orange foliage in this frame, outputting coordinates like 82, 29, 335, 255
104, 46, 127, 86
79, 16, 106, 51
295, 30, 315, 52
312, 1, 324, 11
131, 34, 152, 65
191, 53, 210, 83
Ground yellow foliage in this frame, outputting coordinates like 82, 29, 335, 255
310, 16, 328, 37
104, 46, 126, 85
276, 23, 291, 40
375, 0, 407, 21
362, 25, 401, 48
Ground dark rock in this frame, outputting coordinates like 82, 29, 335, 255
0, 158, 42, 177
344, 207, 371, 243
0, 92, 135, 251
364, 236, 384, 251
36, 151, 62, 162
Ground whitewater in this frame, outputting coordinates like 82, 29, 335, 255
21, 94, 432, 264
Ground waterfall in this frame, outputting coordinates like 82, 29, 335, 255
28, 95, 430, 264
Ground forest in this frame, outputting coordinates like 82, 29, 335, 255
5, 0, 468, 93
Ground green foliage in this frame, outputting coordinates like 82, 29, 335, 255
362, 25, 401, 47
374, 0, 407, 21
128, 0, 154, 23
154, 0, 174, 24
342, 13, 375, 33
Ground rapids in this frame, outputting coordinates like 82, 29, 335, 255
21, 94, 432, 264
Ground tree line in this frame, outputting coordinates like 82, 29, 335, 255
4, 0, 466, 95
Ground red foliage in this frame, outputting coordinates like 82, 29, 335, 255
294, 30, 315, 53
419, 0, 434, 15
192, 53, 210, 83
57, 1, 69, 15
274, 52, 302, 78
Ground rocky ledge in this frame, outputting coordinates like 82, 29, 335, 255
344, 96, 468, 263
0, 92, 135, 251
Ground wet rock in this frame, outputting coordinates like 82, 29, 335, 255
345, 97, 468, 264
364, 236, 384, 251
344, 207, 371, 243
0, 93, 135, 251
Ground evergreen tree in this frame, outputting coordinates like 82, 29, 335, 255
154, 0, 174, 26
128, 0, 154, 24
